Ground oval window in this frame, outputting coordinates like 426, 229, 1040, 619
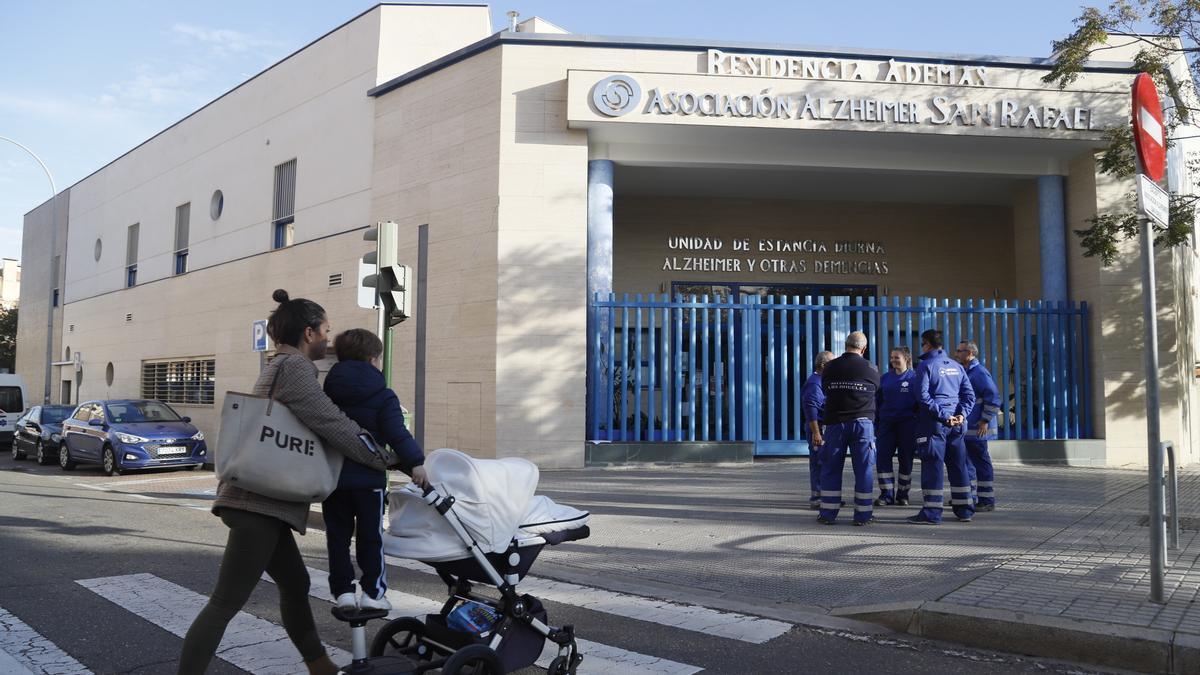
94, 238, 103, 261
210, 190, 224, 220
105, 362, 114, 387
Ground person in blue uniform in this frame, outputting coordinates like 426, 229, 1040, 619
818, 332, 880, 526
874, 346, 918, 506
956, 340, 1001, 511
908, 329, 976, 525
801, 351, 835, 509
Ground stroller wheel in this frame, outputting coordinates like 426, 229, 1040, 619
443, 644, 503, 675
369, 617, 432, 661
547, 655, 571, 675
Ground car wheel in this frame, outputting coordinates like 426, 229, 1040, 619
59, 442, 77, 471
10, 443, 24, 461
35, 441, 52, 465
102, 446, 121, 476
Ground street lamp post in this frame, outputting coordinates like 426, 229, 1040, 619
0, 136, 58, 404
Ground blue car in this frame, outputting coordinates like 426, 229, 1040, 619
59, 399, 208, 475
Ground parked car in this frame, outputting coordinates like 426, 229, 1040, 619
11, 405, 74, 464
0, 373, 27, 449
59, 399, 207, 475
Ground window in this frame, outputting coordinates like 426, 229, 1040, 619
41, 407, 70, 424
71, 404, 91, 422
141, 357, 216, 406
175, 202, 190, 275
106, 400, 182, 423
126, 223, 139, 287
272, 159, 296, 249
0, 386, 23, 413
51, 255, 60, 307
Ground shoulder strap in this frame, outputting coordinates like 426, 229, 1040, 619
265, 354, 290, 415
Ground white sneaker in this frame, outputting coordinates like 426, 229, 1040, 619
360, 594, 391, 612
335, 592, 358, 610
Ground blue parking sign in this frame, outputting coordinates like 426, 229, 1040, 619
252, 319, 269, 352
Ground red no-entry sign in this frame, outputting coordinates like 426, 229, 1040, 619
1132, 73, 1166, 181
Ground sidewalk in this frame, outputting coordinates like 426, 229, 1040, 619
530, 461, 1200, 674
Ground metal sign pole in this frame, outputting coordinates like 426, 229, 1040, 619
1139, 213, 1166, 604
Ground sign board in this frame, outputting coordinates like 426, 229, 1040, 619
1137, 174, 1170, 228
1132, 73, 1166, 181
251, 319, 269, 352
358, 260, 377, 310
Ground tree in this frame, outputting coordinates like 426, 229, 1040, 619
0, 305, 15, 374
1044, 0, 1199, 265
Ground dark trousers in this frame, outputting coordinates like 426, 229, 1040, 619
876, 417, 917, 501
322, 487, 388, 600
808, 441, 823, 504
178, 509, 325, 674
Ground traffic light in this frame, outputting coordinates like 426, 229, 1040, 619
361, 221, 411, 325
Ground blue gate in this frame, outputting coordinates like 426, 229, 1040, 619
588, 294, 1093, 454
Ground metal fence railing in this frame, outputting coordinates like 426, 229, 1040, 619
588, 294, 1092, 447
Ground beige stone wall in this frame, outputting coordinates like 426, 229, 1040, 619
54, 229, 377, 446
16, 191, 69, 405
1081, 160, 1192, 467
613, 197, 1016, 300
370, 48, 504, 459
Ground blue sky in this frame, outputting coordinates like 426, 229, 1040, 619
0, 0, 1104, 264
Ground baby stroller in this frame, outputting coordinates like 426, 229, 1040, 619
332, 449, 590, 674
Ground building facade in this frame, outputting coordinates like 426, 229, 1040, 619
18, 3, 1200, 468
0, 259, 19, 310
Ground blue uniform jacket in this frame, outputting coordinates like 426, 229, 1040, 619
914, 348, 975, 425
800, 372, 824, 426
876, 369, 918, 423
965, 359, 1000, 440
323, 359, 425, 490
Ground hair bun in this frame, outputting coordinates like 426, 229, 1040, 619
272, 289, 290, 303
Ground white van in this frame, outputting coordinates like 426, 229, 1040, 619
0, 374, 28, 449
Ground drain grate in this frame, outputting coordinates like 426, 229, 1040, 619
1136, 515, 1200, 530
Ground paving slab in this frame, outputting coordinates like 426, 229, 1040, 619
528, 461, 1200, 673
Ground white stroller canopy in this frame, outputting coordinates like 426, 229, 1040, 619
385, 448, 589, 562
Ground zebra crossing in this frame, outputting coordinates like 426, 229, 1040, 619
0, 558, 794, 674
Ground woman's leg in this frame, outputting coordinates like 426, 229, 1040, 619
178, 509, 284, 675
265, 523, 328, 665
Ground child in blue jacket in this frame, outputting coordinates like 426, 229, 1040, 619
322, 328, 427, 611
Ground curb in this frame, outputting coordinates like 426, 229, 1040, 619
835, 600, 1200, 674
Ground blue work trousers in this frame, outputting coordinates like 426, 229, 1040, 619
819, 419, 876, 524
915, 420, 974, 523
808, 442, 823, 505
965, 438, 995, 507
876, 417, 917, 503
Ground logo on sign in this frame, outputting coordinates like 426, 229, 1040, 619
592, 75, 642, 117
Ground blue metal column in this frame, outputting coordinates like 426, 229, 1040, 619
1038, 175, 1069, 305
586, 160, 615, 436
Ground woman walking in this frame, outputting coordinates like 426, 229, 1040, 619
178, 290, 392, 675
874, 346, 919, 506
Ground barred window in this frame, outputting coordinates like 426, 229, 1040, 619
141, 357, 216, 406
272, 159, 296, 249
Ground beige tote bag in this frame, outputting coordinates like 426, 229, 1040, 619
216, 359, 345, 502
